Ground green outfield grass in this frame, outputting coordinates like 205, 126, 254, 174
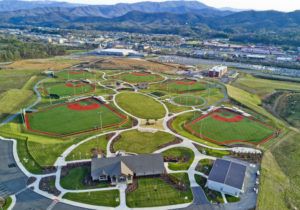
113, 130, 176, 154
170, 111, 223, 148
126, 174, 192, 207
26, 99, 127, 136
173, 95, 206, 106
159, 80, 207, 93
162, 147, 194, 170
112, 72, 164, 83
42, 82, 95, 97
186, 109, 274, 144
115, 92, 166, 119
63, 190, 120, 207
55, 70, 95, 80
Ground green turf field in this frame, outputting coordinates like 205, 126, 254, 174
112, 72, 164, 83
160, 80, 206, 93
173, 95, 206, 106
113, 129, 176, 154
43, 82, 95, 97
186, 109, 274, 144
115, 92, 166, 119
56, 70, 95, 80
126, 174, 192, 207
26, 99, 127, 136
63, 190, 120, 207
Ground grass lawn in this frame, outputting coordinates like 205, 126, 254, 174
42, 82, 95, 97
0, 89, 33, 119
196, 159, 214, 175
162, 147, 194, 170
113, 130, 176, 154
66, 135, 109, 161
233, 73, 300, 97
173, 95, 206, 106
126, 174, 193, 207
194, 144, 230, 158
164, 101, 192, 113
257, 151, 289, 210
115, 92, 166, 119
111, 72, 164, 83
194, 175, 224, 204
26, 99, 127, 136
226, 85, 284, 129
55, 70, 95, 80
186, 109, 274, 144
60, 167, 109, 190
2, 196, 12, 210
7, 58, 80, 71
226, 195, 240, 203
270, 132, 300, 209
63, 190, 120, 207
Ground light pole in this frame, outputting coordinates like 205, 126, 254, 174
98, 111, 103, 130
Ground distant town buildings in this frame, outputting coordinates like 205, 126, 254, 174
209, 65, 228, 78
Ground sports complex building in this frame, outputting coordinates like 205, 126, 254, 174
207, 159, 247, 197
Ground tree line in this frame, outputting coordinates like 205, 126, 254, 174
0, 37, 66, 62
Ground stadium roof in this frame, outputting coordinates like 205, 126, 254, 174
208, 159, 246, 190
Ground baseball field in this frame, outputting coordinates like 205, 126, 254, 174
25, 98, 127, 136
185, 108, 275, 145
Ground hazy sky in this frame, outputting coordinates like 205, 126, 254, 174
60, 0, 299, 12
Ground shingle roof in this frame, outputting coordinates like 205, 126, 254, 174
91, 154, 165, 179
208, 159, 246, 190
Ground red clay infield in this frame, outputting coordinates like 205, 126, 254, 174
176, 81, 196, 85
69, 71, 85, 74
65, 82, 85, 88
131, 72, 150, 76
211, 114, 244, 122
67, 103, 101, 111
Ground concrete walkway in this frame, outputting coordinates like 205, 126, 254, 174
0, 70, 261, 210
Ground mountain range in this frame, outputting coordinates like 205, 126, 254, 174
0, 0, 300, 46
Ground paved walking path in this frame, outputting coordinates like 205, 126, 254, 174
0, 69, 261, 210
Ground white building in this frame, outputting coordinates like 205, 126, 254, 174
94, 48, 143, 57
207, 159, 247, 197
208, 65, 228, 78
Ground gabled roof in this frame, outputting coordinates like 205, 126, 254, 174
91, 154, 164, 179
208, 159, 246, 190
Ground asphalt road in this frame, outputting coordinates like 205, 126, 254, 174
0, 140, 28, 197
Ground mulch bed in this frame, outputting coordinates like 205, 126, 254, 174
39, 176, 61, 196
